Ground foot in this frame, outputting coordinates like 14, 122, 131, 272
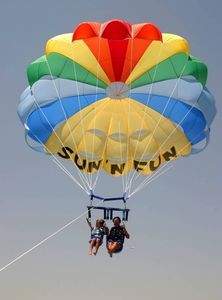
89, 251, 92, 256
93, 251, 97, 256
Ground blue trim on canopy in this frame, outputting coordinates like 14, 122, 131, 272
130, 94, 207, 145
27, 92, 207, 147
27, 94, 106, 143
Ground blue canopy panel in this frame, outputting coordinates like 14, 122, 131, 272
130, 93, 207, 146
26, 94, 106, 144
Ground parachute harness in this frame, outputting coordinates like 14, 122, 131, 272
87, 190, 130, 222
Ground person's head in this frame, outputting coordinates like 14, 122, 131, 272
96, 219, 105, 228
113, 216, 121, 226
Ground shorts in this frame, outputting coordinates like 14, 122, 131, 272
107, 238, 123, 245
89, 237, 103, 245
107, 238, 123, 252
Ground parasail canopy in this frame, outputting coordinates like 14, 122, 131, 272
18, 20, 216, 190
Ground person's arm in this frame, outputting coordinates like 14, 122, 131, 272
86, 218, 93, 230
104, 225, 109, 236
122, 224, 130, 239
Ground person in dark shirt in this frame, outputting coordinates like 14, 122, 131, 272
107, 216, 130, 257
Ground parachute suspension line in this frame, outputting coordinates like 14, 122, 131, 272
125, 25, 135, 193
91, 108, 111, 191
128, 125, 208, 198
125, 42, 164, 193
128, 164, 174, 198
30, 93, 90, 192
90, 28, 102, 190
0, 208, 91, 273
131, 95, 209, 195
125, 54, 189, 195
124, 42, 164, 193
70, 60, 93, 190
44, 60, 91, 190
25, 124, 89, 194
90, 102, 115, 192
91, 80, 129, 192
52, 158, 89, 193
90, 129, 208, 219
127, 60, 196, 195
118, 121, 126, 193
45, 59, 92, 191
80, 102, 113, 192
89, 107, 129, 206
126, 59, 189, 195
88, 26, 119, 193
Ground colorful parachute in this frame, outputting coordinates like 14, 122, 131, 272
18, 20, 216, 179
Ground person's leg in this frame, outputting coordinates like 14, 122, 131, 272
94, 239, 101, 255
107, 241, 114, 257
110, 242, 121, 252
89, 239, 96, 255
108, 241, 122, 257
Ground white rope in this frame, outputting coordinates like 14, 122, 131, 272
45, 59, 91, 190
129, 164, 173, 198
118, 122, 126, 193
128, 123, 207, 198
30, 93, 91, 192
0, 209, 89, 273
127, 90, 201, 196
90, 101, 114, 191
124, 26, 135, 192
71, 60, 94, 189
125, 42, 164, 192
52, 159, 89, 193
90, 29, 102, 189
27, 125, 89, 194
125, 59, 189, 194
